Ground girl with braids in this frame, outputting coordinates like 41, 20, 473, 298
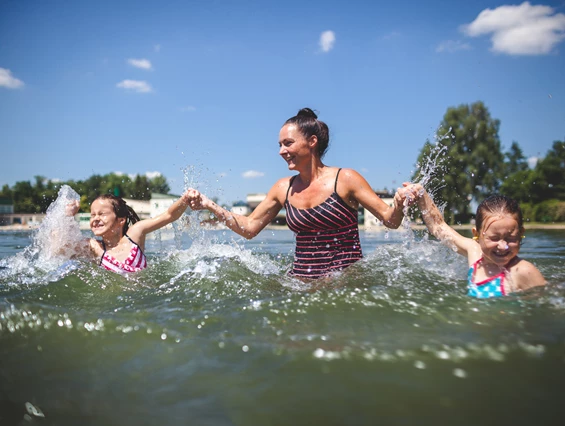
409, 184, 546, 297
186, 107, 419, 279
65, 192, 191, 273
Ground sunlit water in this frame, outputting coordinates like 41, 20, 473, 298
1, 218, 565, 424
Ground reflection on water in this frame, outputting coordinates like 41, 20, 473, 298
1, 227, 564, 425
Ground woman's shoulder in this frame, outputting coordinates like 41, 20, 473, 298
332, 167, 366, 183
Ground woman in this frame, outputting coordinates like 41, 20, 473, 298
187, 108, 415, 279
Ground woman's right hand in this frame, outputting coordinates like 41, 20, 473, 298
185, 188, 211, 211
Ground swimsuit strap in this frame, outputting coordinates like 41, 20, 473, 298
285, 175, 297, 202
99, 240, 107, 266
334, 168, 342, 193
124, 234, 146, 259
124, 234, 139, 247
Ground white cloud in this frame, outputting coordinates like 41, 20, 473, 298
116, 79, 153, 93
145, 171, 162, 179
242, 170, 265, 179
527, 156, 538, 168
460, 2, 565, 55
114, 171, 124, 176
127, 58, 152, 70
436, 40, 472, 53
319, 30, 336, 52
0, 68, 24, 89
180, 105, 196, 112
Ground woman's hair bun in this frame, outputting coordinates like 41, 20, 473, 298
297, 108, 317, 119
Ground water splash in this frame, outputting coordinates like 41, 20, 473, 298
33, 185, 83, 264
2, 185, 84, 280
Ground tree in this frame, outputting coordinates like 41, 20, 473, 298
501, 140, 565, 204
412, 101, 505, 224
4, 173, 172, 213
149, 175, 170, 195
533, 140, 565, 201
504, 141, 529, 176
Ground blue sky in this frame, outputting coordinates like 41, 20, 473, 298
1, 0, 564, 204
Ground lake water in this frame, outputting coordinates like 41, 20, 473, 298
1, 224, 564, 425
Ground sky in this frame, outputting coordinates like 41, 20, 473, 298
1, 0, 564, 204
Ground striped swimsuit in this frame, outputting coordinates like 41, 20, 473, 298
99, 235, 147, 274
285, 169, 363, 279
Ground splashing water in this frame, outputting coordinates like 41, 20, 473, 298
2, 185, 84, 278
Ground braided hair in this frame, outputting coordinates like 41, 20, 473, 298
95, 194, 140, 235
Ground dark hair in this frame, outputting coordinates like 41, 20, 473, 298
95, 194, 140, 234
475, 195, 523, 233
284, 108, 330, 159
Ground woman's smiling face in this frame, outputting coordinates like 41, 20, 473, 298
278, 124, 317, 170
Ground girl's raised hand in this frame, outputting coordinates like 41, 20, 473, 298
65, 200, 80, 217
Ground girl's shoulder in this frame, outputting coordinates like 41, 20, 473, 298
508, 257, 546, 290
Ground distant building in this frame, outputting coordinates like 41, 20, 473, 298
123, 198, 151, 219
0, 198, 14, 225
364, 190, 395, 230
231, 201, 251, 216
0, 198, 14, 215
246, 193, 287, 225
149, 193, 179, 218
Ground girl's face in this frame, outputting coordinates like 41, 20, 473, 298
90, 199, 125, 238
278, 124, 317, 170
473, 213, 523, 267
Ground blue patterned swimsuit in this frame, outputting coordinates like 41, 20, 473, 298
467, 257, 507, 298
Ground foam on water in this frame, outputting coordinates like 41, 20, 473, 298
0, 186, 85, 284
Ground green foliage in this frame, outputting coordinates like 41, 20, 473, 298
501, 140, 565, 205
2, 173, 171, 214
412, 101, 504, 224
521, 200, 565, 223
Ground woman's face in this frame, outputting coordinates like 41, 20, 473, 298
278, 124, 317, 170
90, 199, 124, 238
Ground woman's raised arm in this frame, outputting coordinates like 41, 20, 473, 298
186, 178, 288, 239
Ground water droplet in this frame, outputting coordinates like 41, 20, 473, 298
414, 360, 426, 369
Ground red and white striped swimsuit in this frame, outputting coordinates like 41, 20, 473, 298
99, 235, 147, 274
285, 169, 363, 279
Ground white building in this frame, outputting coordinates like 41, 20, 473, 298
364, 191, 395, 230
231, 201, 251, 216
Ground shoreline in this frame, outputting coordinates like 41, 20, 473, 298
2, 222, 565, 233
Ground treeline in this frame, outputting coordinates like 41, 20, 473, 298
412, 101, 565, 223
0, 173, 170, 214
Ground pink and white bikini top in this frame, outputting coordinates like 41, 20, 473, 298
99, 235, 147, 274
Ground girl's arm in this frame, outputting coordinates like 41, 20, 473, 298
412, 184, 477, 257
128, 191, 192, 239
186, 179, 287, 239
